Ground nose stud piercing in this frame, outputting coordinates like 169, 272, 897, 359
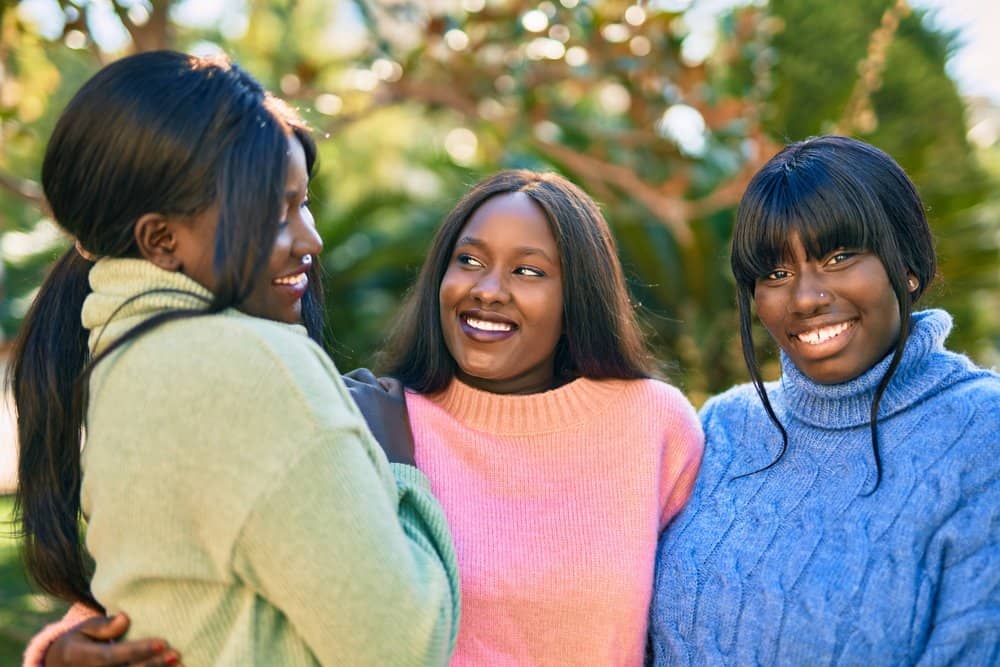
819, 291, 827, 299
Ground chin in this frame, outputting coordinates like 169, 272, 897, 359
799, 362, 865, 385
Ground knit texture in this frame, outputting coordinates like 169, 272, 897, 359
651, 310, 1000, 666
407, 377, 704, 666
60, 258, 459, 666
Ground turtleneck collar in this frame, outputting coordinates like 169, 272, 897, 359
774, 309, 970, 429
81, 258, 214, 356
420, 376, 631, 435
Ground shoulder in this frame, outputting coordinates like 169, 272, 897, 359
699, 381, 763, 426
610, 377, 694, 412
617, 378, 704, 447
921, 370, 1000, 482
944, 361, 1000, 407
590, 377, 700, 425
134, 314, 316, 383
919, 353, 1000, 445
101, 311, 355, 429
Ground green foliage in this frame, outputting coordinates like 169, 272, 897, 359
0, 0, 996, 641
766, 0, 997, 369
0, 495, 69, 659
0, 0, 996, 387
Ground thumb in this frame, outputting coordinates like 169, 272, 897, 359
79, 613, 131, 641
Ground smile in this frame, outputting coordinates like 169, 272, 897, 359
273, 273, 307, 287
464, 316, 514, 333
793, 319, 856, 345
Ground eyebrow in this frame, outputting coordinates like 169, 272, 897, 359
455, 236, 555, 263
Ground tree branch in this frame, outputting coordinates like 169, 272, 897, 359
533, 140, 694, 247
0, 171, 47, 218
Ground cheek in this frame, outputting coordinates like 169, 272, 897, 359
439, 272, 460, 313
752, 292, 784, 338
536, 288, 564, 342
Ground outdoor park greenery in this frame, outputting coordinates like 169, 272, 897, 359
0, 0, 997, 654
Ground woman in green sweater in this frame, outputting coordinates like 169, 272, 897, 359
11, 50, 458, 666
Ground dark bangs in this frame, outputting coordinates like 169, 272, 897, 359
732, 157, 882, 288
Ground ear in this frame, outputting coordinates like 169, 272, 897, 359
134, 213, 181, 271
906, 271, 919, 294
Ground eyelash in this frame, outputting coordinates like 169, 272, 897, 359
763, 249, 858, 280
829, 250, 855, 264
456, 254, 545, 277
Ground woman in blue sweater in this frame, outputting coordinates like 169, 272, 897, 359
650, 135, 999, 666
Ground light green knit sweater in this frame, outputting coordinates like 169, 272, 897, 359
77, 258, 459, 666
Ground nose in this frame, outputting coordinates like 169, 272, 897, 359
470, 268, 510, 305
788, 270, 832, 314
291, 208, 323, 259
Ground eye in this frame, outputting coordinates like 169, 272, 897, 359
514, 266, 545, 277
764, 269, 790, 281
827, 249, 858, 265
457, 253, 484, 268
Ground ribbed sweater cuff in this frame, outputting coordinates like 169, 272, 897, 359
389, 462, 432, 493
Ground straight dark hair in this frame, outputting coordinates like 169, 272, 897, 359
730, 135, 936, 492
8, 51, 321, 607
378, 169, 657, 392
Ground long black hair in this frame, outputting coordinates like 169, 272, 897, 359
378, 170, 657, 392
730, 135, 936, 491
8, 51, 321, 606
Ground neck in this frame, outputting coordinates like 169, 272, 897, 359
456, 368, 560, 395
774, 309, 960, 429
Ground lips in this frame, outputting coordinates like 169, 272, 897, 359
273, 272, 307, 287
271, 268, 309, 301
785, 319, 860, 363
459, 310, 518, 341
465, 315, 514, 332
792, 319, 857, 346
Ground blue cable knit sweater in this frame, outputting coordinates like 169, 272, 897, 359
650, 310, 1000, 666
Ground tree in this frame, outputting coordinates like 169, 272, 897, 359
0, 0, 995, 398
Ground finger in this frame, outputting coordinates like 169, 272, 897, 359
376, 376, 405, 397
134, 649, 182, 667
344, 367, 379, 385
90, 639, 172, 666
78, 613, 130, 641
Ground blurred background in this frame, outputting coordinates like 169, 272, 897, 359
1, 0, 997, 658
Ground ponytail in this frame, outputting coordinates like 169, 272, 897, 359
9, 248, 100, 607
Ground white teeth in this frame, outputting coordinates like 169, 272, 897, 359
273, 273, 306, 287
796, 320, 853, 345
465, 316, 513, 332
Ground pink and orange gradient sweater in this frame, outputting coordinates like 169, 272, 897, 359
407, 377, 703, 666
26, 376, 701, 667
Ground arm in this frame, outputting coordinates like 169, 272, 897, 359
657, 387, 705, 530
343, 368, 415, 466
24, 607, 179, 667
23, 604, 100, 667
232, 424, 459, 666
915, 471, 1000, 666
81, 320, 457, 664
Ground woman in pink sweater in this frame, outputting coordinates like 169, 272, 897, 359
373, 170, 704, 665
29, 170, 702, 666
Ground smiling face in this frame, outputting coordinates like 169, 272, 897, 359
439, 192, 564, 394
753, 233, 911, 384
176, 135, 321, 324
